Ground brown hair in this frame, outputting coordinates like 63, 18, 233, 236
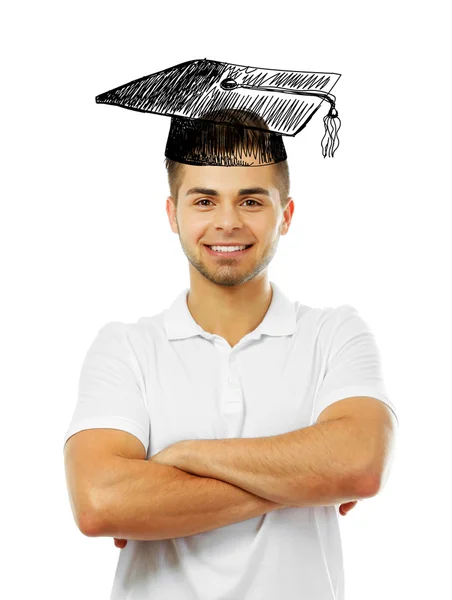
164, 108, 290, 210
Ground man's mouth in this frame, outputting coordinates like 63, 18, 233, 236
204, 244, 254, 257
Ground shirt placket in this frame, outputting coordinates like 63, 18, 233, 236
213, 337, 246, 438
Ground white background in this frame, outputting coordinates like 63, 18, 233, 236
2, 1, 450, 598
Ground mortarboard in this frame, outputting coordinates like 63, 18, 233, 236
95, 58, 342, 165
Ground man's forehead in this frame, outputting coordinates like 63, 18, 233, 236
180, 164, 279, 196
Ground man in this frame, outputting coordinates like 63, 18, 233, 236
63, 61, 398, 600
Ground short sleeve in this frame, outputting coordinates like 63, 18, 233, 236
313, 305, 398, 426
63, 322, 150, 456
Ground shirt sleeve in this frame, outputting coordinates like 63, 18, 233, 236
63, 321, 150, 456
313, 305, 398, 426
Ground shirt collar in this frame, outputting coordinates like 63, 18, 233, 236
163, 281, 297, 343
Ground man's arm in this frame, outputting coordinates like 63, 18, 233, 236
169, 417, 379, 507
91, 457, 289, 541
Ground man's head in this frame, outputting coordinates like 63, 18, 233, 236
164, 108, 295, 288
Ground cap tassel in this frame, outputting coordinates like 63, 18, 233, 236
321, 106, 341, 158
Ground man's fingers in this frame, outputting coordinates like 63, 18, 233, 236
339, 501, 358, 515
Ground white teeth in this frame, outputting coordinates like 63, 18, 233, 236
210, 245, 248, 252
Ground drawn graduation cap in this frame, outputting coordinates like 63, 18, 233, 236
95, 58, 342, 165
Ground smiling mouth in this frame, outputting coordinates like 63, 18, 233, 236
204, 244, 254, 257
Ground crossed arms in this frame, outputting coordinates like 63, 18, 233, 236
90, 401, 394, 541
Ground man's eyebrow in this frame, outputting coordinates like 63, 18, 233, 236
238, 187, 270, 197
185, 186, 270, 197
185, 187, 219, 197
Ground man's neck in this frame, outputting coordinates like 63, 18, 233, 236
186, 281, 273, 347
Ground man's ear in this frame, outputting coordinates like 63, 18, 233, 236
280, 197, 294, 234
166, 196, 179, 234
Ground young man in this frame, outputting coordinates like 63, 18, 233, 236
164, 111, 293, 350
63, 62, 398, 600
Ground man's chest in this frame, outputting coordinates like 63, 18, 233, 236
144, 339, 324, 454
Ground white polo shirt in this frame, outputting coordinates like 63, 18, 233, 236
63, 281, 398, 600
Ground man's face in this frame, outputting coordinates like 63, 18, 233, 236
166, 163, 294, 288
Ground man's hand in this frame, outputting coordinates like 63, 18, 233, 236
339, 500, 358, 515
112, 443, 359, 548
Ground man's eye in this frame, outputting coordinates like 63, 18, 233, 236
195, 199, 261, 206
194, 199, 213, 206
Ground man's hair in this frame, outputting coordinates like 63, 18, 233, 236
164, 108, 290, 210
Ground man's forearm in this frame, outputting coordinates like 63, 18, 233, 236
174, 418, 377, 507
93, 457, 288, 541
